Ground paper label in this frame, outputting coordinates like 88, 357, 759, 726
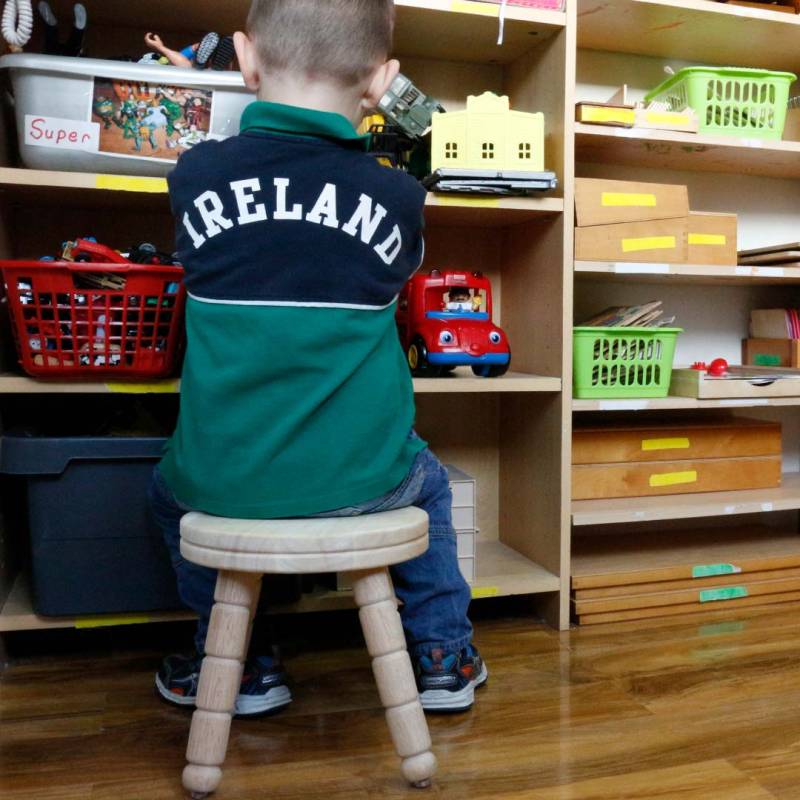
689, 234, 726, 246
642, 437, 690, 451
735, 267, 752, 276
753, 267, 785, 277
762, 502, 774, 512
430, 195, 500, 208
76, 614, 151, 629
25, 114, 99, 151
613, 263, 670, 274
754, 354, 782, 366
643, 111, 691, 125
582, 107, 636, 124
471, 586, 499, 599
602, 192, 657, 208
105, 380, 180, 394
699, 586, 748, 603
95, 174, 168, 193
451, 0, 499, 14
92, 76, 214, 164
622, 236, 676, 253
692, 563, 742, 578
719, 399, 769, 406
598, 400, 649, 410
649, 469, 697, 488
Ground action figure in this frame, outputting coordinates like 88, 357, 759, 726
38, 1, 86, 57
142, 31, 235, 70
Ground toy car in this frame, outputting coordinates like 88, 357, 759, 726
396, 269, 510, 377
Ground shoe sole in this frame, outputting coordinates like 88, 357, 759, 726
419, 662, 488, 713
195, 33, 220, 68
155, 674, 293, 717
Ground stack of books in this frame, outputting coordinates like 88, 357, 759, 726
580, 300, 675, 328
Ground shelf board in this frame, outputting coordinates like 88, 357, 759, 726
576, 0, 800, 72
0, 370, 560, 395
572, 472, 800, 527
85, 0, 565, 64
575, 124, 800, 181
425, 193, 563, 227
575, 260, 800, 285
0, 540, 559, 632
573, 396, 800, 411
0, 167, 562, 227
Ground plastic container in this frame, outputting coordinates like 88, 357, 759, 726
645, 67, 796, 140
0, 53, 252, 176
573, 327, 682, 399
0, 433, 181, 616
0, 259, 186, 379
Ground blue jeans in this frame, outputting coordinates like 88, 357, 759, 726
148, 443, 473, 658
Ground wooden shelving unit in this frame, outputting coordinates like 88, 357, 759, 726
0, 0, 577, 643
575, 124, 800, 181
576, 0, 800, 71
575, 260, 800, 285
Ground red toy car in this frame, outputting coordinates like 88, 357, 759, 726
396, 269, 510, 377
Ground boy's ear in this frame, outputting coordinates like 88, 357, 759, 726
233, 31, 261, 92
361, 58, 400, 111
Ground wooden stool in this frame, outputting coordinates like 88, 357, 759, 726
178, 507, 437, 798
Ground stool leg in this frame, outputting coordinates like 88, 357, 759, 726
352, 567, 437, 789
182, 570, 262, 799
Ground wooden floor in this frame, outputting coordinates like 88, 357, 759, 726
4, 603, 800, 799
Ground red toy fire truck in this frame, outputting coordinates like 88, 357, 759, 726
396, 269, 510, 377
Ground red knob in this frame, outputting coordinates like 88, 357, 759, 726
707, 358, 729, 377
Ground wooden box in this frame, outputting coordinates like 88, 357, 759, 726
743, 338, 800, 368
574, 217, 688, 263
670, 365, 800, 398
575, 178, 689, 227
573, 417, 781, 464
687, 212, 738, 266
572, 455, 781, 500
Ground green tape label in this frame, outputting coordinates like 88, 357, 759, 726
699, 586, 748, 603
692, 563, 741, 578
754, 354, 782, 367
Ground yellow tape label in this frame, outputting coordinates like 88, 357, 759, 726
644, 111, 692, 125
105, 380, 180, 394
429, 196, 500, 208
642, 437, 690, 452
95, 174, 168, 193
601, 192, 657, 208
450, 0, 499, 15
689, 233, 727, 246
622, 236, 676, 253
649, 470, 698, 488
471, 586, 499, 599
76, 615, 151, 629
582, 107, 636, 124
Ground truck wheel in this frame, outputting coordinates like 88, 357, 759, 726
408, 337, 442, 377
472, 363, 509, 378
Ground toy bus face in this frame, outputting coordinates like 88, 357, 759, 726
395, 270, 510, 368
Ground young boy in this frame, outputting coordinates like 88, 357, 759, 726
150, 0, 485, 718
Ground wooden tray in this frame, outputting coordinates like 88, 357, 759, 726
670, 366, 800, 399
571, 526, 800, 589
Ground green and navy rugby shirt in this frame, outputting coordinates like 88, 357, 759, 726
159, 101, 427, 518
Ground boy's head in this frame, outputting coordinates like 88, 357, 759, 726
234, 0, 400, 123
449, 288, 471, 302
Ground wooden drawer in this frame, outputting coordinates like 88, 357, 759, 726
573, 417, 781, 464
571, 455, 781, 500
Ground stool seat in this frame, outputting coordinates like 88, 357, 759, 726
180, 507, 429, 573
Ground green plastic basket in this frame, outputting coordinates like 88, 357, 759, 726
645, 67, 797, 140
573, 327, 682, 399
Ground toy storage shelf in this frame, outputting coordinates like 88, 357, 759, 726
572, 473, 800, 527
0, 168, 563, 227
576, 0, 800, 72
573, 396, 800, 412
574, 260, 800, 286
82, 0, 566, 65
0, 371, 560, 394
0, 540, 558, 632
575, 125, 800, 182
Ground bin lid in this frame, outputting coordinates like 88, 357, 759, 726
0, 53, 247, 89
0, 433, 167, 476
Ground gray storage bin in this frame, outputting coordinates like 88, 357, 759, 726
1, 433, 182, 616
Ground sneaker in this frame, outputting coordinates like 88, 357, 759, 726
211, 35, 236, 70
194, 32, 220, 69
155, 653, 292, 717
415, 645, 488, 713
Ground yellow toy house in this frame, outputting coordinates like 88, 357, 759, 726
431, 92, 545, 172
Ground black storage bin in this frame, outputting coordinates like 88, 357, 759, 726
1, 433, 183, 616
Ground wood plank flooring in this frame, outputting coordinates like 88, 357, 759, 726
5, 604, 800, 798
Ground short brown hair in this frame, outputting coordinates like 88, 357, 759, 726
246, 0, 395, 86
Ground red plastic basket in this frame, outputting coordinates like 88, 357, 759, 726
0, 260, 186, 379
